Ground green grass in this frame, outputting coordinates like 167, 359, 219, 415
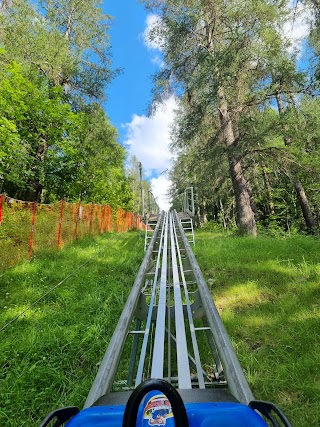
1, 228, 320, 427
0, 231, 145, 427
194, 229, 320, 427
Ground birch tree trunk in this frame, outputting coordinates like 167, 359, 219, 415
202, 200, 208, 224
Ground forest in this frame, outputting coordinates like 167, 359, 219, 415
2, 1, 320, 237
0, 0, 152, 211
143, 0, 320, 236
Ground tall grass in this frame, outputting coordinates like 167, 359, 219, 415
0, 232, 144, 427
194, 230, 320, 427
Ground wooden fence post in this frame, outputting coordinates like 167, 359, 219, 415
107, 205, 112, 232
117, 208, 122, 232
28, 201, 37, 259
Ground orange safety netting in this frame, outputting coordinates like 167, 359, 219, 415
116, 208, 146, 232
0, 195, 141, 271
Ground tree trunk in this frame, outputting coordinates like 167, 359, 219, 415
65, 8, 74, 40
218, 87, 257, 236
25, 140, 47, 201
275, 89, 316, 230
202, 200, 208, 224
196, 204, 201, 228
245, 178, 258, 218
275, 91, 291, 146
228, 153, 257, 235
294, 178, 316, 229
219, 199, 227, 229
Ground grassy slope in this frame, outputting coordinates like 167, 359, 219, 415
1, 229, 319, 427
0, 232, 144, 427
194, 230, 320, 427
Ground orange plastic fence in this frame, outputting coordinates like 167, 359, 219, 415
0, 195, 145, 270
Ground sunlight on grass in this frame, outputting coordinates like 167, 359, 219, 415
1, 229, 319, 427
194, 230, 320, 427
291, 308, 320, 322
215, 281, 262, 309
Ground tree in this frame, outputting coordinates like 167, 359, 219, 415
0, 56, 80, 199
274, 89, 317, 230
38, 0, 115, 102
143, 0, 294, 235
0, 2, 131, 209
0, 54, 131, 207
49, 103, 132, 207
0, 0, 73, 85
144, 0, 320, 233
1, 0, 117, 102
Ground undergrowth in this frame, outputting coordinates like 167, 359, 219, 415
194, 230, 320, 427
0, 232, 144, 427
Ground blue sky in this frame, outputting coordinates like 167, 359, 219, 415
102, 1, 176, 210
103, 2, 157, 140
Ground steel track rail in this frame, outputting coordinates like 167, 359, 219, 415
84, 213, 163, 408
135, 213, 166, 386
85, 209, 254, 409
151, 212, 169, 378
174, 210, 254, 404
172, 214, 205, 389
169, 214, 191, 388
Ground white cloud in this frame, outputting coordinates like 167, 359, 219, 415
124, 96, 178, 175
151, 54, 165, 68
151, 176, 172, 211
142, 14, 164, 51
282, 2, 313, 57
124, 96, 178, 211
141, 14, 165, 68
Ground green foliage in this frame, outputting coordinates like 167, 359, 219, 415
38, 0, 115, 101
0, 0, 75, 91
0, 0, 115, 101
0, 0, 131, 208
200, 220, 231, 234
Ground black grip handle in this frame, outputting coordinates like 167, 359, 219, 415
249, 400, 293, 427
39, 406, 79, 427
122, 379, 189, 427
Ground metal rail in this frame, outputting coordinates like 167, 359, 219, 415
174, 210, 254, 404
183, 187, 195, 217
84, 209, 253, 408
84, 216, 162, 407
150, 212, 169, 379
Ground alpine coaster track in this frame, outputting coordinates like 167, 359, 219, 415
40, 209, 293, 427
